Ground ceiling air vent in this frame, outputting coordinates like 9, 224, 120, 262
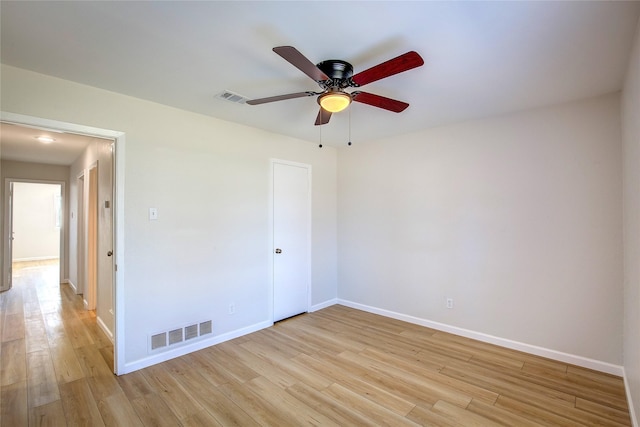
215, 90, 248, 104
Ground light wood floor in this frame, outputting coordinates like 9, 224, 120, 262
1, 261, 632, 426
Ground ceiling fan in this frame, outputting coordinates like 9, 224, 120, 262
247, 46, 425, 126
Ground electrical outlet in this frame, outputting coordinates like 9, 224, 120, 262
228, 303, 235, 315
446, 298, 454, 309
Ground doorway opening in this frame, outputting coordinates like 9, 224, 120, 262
1, 111, 125, 374
10, 181, 64, 285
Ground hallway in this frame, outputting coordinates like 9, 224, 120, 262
0, 260, 113, 425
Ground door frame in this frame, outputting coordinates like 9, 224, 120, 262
76, 171, 85, 295
1, 111, 126, 375
3, 179, 65, 285
269, 159, 312, 323
85, 162, 98, 311
1, 180, 13, 292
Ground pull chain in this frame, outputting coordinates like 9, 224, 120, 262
348, 106, 352, 146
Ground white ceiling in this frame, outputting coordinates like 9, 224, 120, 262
1, 1, 639, 150
0, 122, 105, 166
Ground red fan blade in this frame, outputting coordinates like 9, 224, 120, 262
351, 51, 424, 87
352, 91, 409, 112
273, 46, 329, 82
315, 108, 332, 125
246, 91, 315, 105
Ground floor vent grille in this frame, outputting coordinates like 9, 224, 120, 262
149, 320, 213, 352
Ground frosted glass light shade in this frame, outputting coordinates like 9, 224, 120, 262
319, 92, 351, 113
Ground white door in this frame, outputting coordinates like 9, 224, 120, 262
273, 161, 310, 322
97, 142, 115, 333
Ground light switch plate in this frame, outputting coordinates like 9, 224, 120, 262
149, 208, 158, 220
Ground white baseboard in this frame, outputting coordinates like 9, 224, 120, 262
96, 316, 114, 344
310, 298, 338, 312
67, 279, 77, 293
14, 256, 59, 262
337, 299, 624, 376
119, 320, 273, 375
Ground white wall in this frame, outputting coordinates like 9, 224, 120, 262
0, 65, 338, 371
12, 182, 60, 261
622, 16, 640, 426
338, 93, 623, 366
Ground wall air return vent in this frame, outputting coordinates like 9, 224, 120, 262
168, 328, 183, 345
149, 319, 213, 353
215, 90, 248, 104
185, 324, 198, 341
200, 320, 212, 336
151, 332, 167, 350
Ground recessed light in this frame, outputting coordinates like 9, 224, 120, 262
35, 136, 55, 143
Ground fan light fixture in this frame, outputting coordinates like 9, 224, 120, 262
319, 91, 351, 113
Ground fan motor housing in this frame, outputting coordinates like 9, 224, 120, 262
317, 60, 354, 80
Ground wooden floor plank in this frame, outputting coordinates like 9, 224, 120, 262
29, 400, 67, 427
286, 382, 379, 426
48, 337, 84, 385
430, 399, 503, 427
1, 380, 28, 427
96, 391, 144, 427
405, 403, 463, 427
140, 364, 205, 421
58, 378, 105, 427
466, 398, 545, 427
218, 379, 298, 426
171, 368, 260, 427
26, 350, 60, 408
322, 382, 420, 426
239, 340, 333, 391
24, 318, 50, 354
131, 392, 181, 427
3, 313, 25, 343
1, 338, 26, 386
339, 350, 474, 408
180, 409, 224, 427
115, 370, 154, 401
218, 341, 298, 389
245, 376, 340, 426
